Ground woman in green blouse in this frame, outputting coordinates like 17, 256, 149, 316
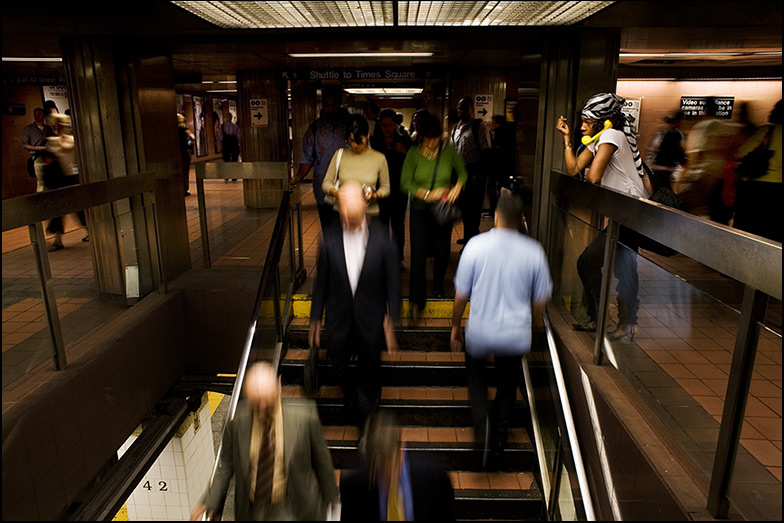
401, 113, 467, 322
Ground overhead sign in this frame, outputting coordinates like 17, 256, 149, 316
680, 96, 735, 119
249, 98, 268, 127
475, 94, 493, 124
621, 97, 642, 134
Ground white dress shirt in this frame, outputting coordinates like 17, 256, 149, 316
343, 218, 369, 296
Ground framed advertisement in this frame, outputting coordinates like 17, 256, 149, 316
193, 95, 207, 157
212, 98, 223, 154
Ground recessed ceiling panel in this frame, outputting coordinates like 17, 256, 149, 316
170, 1, 615, 29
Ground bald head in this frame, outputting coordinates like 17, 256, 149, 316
339, 179, 366, 231
244, 362, 280, 419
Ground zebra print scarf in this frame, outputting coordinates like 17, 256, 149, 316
581, 93, 643, 178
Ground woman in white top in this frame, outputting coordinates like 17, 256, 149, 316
556, 93, 654, 341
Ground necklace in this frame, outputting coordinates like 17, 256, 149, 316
421, 142, 439, 160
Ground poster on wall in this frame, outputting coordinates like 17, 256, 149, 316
621, 97, 642, 134
228, 100, 237, 124
176, 94, 185, 117
212, 99, 223, 154
193, 95, 207, 157
42, 85, 70, 115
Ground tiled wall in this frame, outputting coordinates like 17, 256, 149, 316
616, 79, 782, 159
120, 393, 215, 521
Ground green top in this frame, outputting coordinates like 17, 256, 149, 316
400, 141, 468, 210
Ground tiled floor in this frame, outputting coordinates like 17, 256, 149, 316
3, 166, 781, 519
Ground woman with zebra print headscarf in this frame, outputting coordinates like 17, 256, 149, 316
555, 93, 654, 342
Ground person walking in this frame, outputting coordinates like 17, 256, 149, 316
190, 362, 338, 521
309, 180, 401, 429
450, 189, 552, 467
401, 113, 467, 323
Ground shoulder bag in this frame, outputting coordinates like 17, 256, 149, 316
733, 125, 774, 179
429, 142, 462, 226
636, 162, 684, 257
323, 148, 343, 205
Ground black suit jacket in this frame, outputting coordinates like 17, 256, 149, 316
339, 455, 456, 521
311, 217, 401, 356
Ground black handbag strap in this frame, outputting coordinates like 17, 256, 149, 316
429, 140, 444, 191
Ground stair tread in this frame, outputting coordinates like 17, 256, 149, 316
283, 384, 524, 401
335, 469, 538, 492
283, 348, 466, 362
322, 425, 530, 444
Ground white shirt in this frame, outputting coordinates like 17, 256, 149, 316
343, 218, 369, 296
588, 128, 649, 198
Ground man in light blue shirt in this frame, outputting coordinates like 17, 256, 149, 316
451, 188, 552, 465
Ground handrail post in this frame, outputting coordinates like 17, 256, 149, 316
707, 286, 768, 517
29, 222, 67, 370
593, 220, 619, 365
196, 175, 211, 268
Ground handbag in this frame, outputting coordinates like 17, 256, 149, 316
304, 344, 319, 393
733, 125, 774, 179
323, 148, 343, 205
428, 142, 462, 226
637, 162, 682, 257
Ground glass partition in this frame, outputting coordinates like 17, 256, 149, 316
547, 171, 782, 521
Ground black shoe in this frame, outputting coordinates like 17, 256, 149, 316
433, 289, 445, 299
185, 191, 191, 196
572, 321, 596, 333
82, 235, 90, 242
457, 238, 467, 245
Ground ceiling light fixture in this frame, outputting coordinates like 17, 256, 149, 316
289, 52, 433, 58
344, 87, 423, 95
2, 57, 63, 62
202, 80, 238, 84
620, 51, 782, 58
206, 89, 238, 93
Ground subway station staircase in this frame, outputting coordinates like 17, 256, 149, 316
278, 298, 546, 521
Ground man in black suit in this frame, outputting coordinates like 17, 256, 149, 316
309, 180, 401, 428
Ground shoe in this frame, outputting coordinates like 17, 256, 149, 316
82, 235, 90, 242
47, 243, 64, 252
607, 323, 636, 342
572, 321, 596, 333
482, 212, 493, 219
457, 238, 467, 245
185, 191, 191, 196
433, 289, 445, 299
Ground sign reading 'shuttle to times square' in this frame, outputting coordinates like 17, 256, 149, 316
286, 68, 439, 81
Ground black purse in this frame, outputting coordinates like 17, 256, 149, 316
429, 142, 462, 226
304, 345, 319, 393
734, 125, 774, 179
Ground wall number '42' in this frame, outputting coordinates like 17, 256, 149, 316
142, 480, 168, 491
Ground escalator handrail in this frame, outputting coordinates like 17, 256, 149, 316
542, 309, 596, 520
205, 189, 293, 501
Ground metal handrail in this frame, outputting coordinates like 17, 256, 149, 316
1, 172, 162, 371
550, 171, 781, 300
205, 188, 305, 518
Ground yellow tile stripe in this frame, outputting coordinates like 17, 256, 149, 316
289, 294, 469, 320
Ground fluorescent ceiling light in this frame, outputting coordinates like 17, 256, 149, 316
172, 1, 615, 28
3, 57, 62, 62
289, 52, 433, 58
202, 80, 238, 84
344, 87, 423, 95
206, 89, 238, 93
621, 51, 782, 58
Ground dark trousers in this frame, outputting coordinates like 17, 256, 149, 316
329, 329, 382, 428
576, 226, 640, 325
317, 203, 336, 230
46, 174, 87, 235
459, 164, 486, 242
378, 192, 409, 261
409, 206, 451, 308
465, 353, 522, 450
